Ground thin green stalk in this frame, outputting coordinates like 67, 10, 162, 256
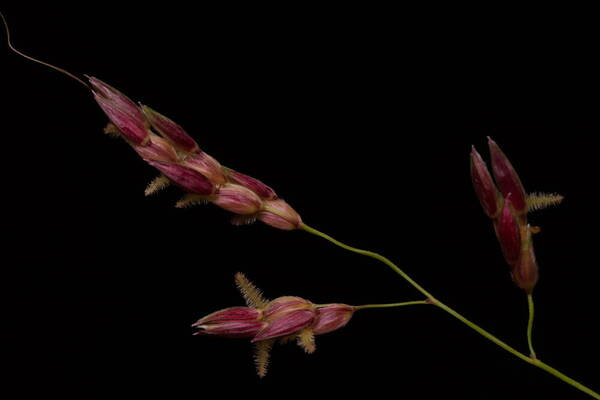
299, 223, 435, 299
354, 300, 429, 310
527, 294, 537, 359
299, 223, 599, 400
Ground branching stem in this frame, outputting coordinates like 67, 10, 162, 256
299, 223, 599, 399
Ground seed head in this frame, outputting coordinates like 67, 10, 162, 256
471, 138, 559, 294
194, 273, 356, 377
90, 78, 302, 231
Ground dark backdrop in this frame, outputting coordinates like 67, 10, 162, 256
3, 4, 598, 399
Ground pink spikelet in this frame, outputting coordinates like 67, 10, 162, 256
146, 160, 215, 195
227, 169, 278, 200
141, 105, 200, 153
488, 138, 528, 216
258, 199, 302, 230
211, 184, 264, 215
494, 194, 522, 266
93, 92, 150, 146
470, 146, 501, 218
192, 274, 355, 377
470, 138, 561, 294
88, 76, 303, 230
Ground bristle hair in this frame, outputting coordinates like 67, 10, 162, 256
231, 214, 258, 226
253, 339, 274, 378
296, 329, 316, 354
235, 272, 269, 309
175, 194, 210, 208
145, 175, 171, 196
103, 122, 122, 138
527, 192, 564, 212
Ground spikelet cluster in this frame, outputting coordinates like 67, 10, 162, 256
89, 77, 302, 230
470, 138, 564, 293
192, 273, 356, 377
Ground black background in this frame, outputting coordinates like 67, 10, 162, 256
3, 4, 598, 399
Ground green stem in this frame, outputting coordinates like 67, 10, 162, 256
299, 223, 435, 299
354, 300, 429, 310
527, 294, 537, 359
299, 223, 599, 399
